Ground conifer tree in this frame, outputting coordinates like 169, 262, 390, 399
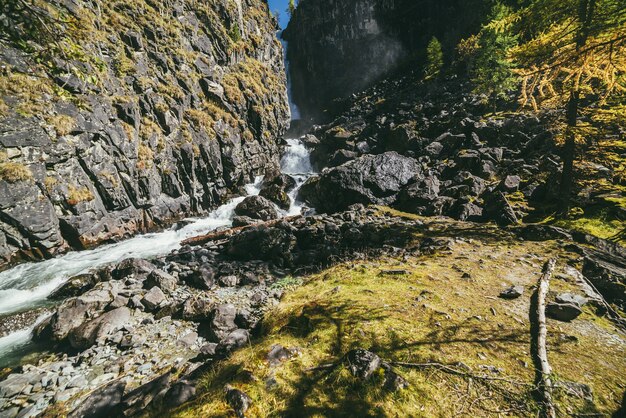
425, 37, 444, 79
470, 2, 518, 105
511, 0, 626, 213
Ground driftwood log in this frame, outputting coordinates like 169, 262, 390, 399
533, 258, 557, 418
181, 215, 301, 247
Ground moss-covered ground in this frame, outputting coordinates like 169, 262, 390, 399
171, 209, 626, 417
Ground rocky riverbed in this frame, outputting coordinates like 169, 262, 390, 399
0, 203, 433, 417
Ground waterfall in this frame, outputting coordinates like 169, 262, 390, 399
280, 31, 301, 121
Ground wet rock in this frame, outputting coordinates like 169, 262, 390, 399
344, 349, 381, 380
259, 184, 290, 210
225, 385, 252, 418
234, 196, 279, 221
68, 307, 131, 349
48, 274, 98, 300
500, 285, 524, 299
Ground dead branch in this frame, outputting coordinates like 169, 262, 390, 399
181, 215, 301, 246
390, 362, 534, 387
532, 258, 557, 418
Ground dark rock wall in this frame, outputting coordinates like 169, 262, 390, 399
0, 0, 290, 267
283, 0, 490, 121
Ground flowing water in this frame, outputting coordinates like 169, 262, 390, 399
0, 140, 314, 363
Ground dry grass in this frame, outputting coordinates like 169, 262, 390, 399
0, 161, 33, 183
67, 185, 94, 205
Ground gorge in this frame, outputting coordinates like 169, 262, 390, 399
0, 0, 625, 417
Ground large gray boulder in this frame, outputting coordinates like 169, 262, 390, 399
298, 152, 420, 213
234, 195, 279, 221
68, 307, 131, 349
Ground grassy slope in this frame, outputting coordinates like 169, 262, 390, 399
172, 209, 626, 417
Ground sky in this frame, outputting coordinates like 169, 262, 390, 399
268, 0, 291, 29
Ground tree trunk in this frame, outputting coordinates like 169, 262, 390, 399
559, 90, 579, 214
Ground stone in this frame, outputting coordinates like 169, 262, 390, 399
225, 385, 252, 418
68, 380, 125, 418
344, 349, 381, 380
182, 298, 213, 321
141, 287, 167, 311
218, 275, 239, 287
216, 329, 250, 355
208, 304, 238, 342
183, 265, 216, 290
499, 175, 521, 192
266, 344, 299, 366
178, 332, 198, 347
546, 302, 583, 322
234, 195, 279, 221
499, 286, 524, 299
68, 307, 131, 350
48, 274, 97, 300
298, 152, 420, 213
122, 371, 172, 416
163, 381, 196, 408
144, 270, 177, 293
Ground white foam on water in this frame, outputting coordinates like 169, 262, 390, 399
0, 139, 315, 358
280, 138, 315, 216
0, 176, 264, 316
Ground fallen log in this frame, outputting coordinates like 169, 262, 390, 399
181, 215, 301, 247
532, 258, 557, 418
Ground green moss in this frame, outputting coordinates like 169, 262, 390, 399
172, 216, 626, 417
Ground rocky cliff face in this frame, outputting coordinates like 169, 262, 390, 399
283, 0, 490, 121
0, 0, 289, 267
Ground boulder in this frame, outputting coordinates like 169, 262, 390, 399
546, 302, 583, 322
141, 287, 167, 311
259, 184, 290, 210
208, 304, 237, 342
234, 196, 279, 221
299, 152, 420, 213
163, 380, 196, 408
68, 307, 131, 349
227, 225, 296, 262
183, 265, 215, 290
483, 191, 518, 226
499, 285, 524, 299
225, 386, 252, 418
122, 371, 172, 416
144, 270, 177, 293
45, 288, 116, 341
48, 273, 98, 300
68, 380, 125, 418
344, 349, 381, 380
